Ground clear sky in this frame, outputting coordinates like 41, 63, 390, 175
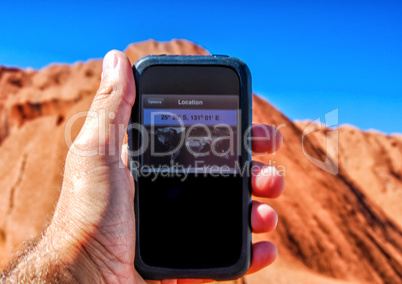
0, 0, 401, 134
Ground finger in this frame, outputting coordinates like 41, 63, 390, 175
251, 161, 285, 198
251, 201, 278, 233
252, 123, 283, 155
73, 50, 135, 161
246, 241, 278, 275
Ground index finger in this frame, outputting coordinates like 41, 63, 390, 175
252, 123, 283, 154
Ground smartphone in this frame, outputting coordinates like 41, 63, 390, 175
128, 55, 252, 280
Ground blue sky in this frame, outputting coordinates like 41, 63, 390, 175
0, 0, 401, 134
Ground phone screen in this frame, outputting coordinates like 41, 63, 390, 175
142, 94, 239, 172
136, 66, 244, 269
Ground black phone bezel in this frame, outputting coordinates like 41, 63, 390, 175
128, 55, 252, 281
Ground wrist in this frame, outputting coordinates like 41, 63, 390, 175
0, 229, 84, 283
43, 220, 105, 284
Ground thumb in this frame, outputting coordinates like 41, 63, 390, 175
73, 50, 136, 162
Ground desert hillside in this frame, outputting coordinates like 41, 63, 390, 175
295, 121, 402, 226
0, 39, 401, 283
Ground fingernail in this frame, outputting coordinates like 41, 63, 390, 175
257, 203, 271, 216
256, 166, 278, 188
257, 204, 278, 229
102, 51, 118, 78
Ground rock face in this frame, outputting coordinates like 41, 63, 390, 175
295, 122, 402, 226
248, 99, 402, 283
0, 39, 401, 283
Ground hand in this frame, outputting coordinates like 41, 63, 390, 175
44, 50, 285, 283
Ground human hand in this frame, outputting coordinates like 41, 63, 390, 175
28, 50, 284, 283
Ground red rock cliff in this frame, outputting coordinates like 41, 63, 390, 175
0, 39, 401, 283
